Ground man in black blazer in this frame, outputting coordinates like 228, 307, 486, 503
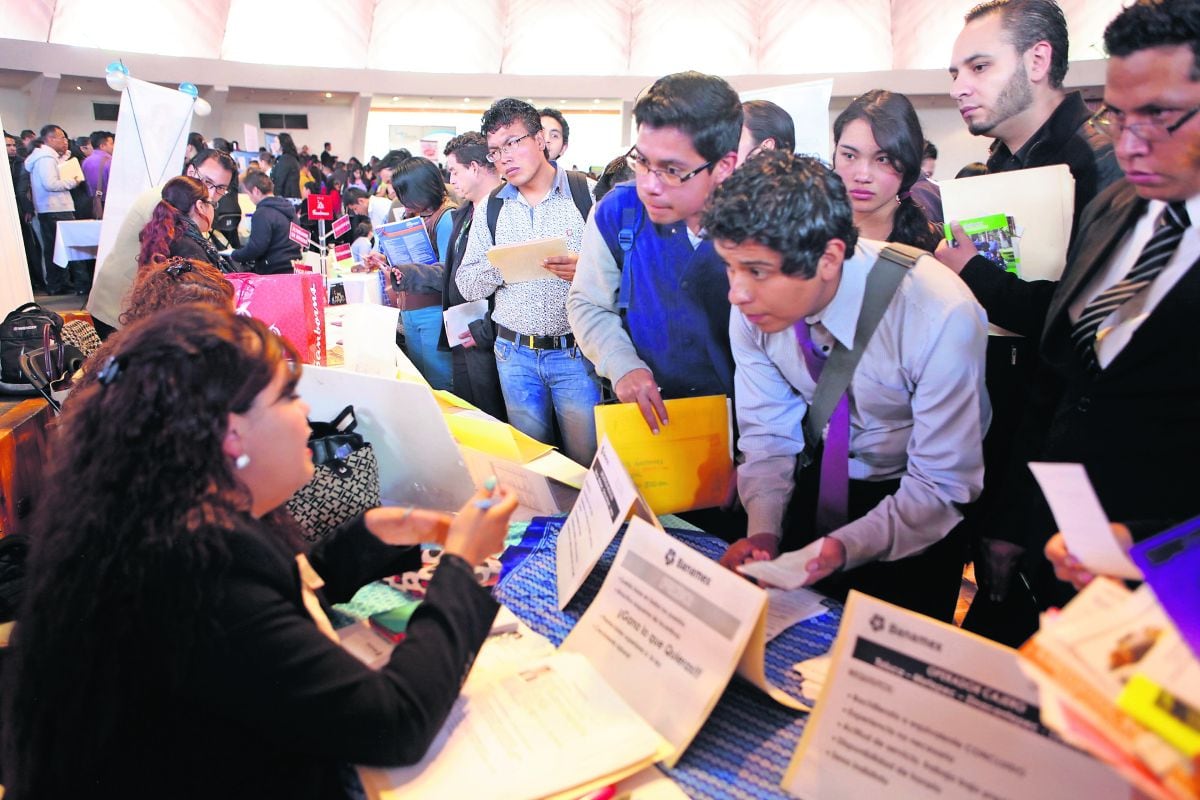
440, 132, 507, 421
940, 0, 1200, 610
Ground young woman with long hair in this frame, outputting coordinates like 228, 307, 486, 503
137, 175, 230, 273
832, 90, 941, 252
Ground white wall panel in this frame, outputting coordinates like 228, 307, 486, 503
628, 0, 757, 77
758, 0, 892, 74
0, 0, 54, 42
49, 0, 228, 59
1060, 0, 1128, 63
891, 0, 976, 71
223, 0, 372, 68
369, 0, 503, 74
503, 0, 630, 76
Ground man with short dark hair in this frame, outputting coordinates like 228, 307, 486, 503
455, 99, 600, 465
440, 131, 506, 420
24, 124, 80, 294
952, 0, 1200, 609
539, 108, 570, 162
941, 0, 1123, 636
320, 142, 336, 169
230, 171, 302, 275
569, 71, 740, 433
88, 148, 237, 334
82, 130, 114, 199
735, 99, 795, 165
713, 152, 989, 621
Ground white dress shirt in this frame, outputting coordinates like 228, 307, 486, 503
733, 241, 991, 570
1069, 194, 1200, 368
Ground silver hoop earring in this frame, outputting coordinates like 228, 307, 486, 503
235, 454, 251, 470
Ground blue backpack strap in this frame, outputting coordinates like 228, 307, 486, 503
615, 205, 638, 315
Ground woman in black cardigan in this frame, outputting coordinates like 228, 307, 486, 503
1, 306, 517, 799
271, 131, 302, 199
137, 175, 231, 274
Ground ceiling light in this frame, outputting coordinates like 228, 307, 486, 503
75, 85, 82, 91
462, 97, 470, 103
324, 92, 333, 98
593, 98, 601, 104
391, 96, 399, 101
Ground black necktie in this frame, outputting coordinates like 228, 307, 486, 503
1071, 201, 1190, 370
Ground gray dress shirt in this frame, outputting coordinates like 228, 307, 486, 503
733, 241, 991, 570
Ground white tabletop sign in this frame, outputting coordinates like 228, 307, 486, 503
783, 591, 1130, 799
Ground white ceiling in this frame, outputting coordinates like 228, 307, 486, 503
1, 0, 1125, 77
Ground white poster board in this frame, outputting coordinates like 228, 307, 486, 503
297, 365, 473, 512
95, 78, 195, 271
0, 111, 33, 311
741, 79, 834, 163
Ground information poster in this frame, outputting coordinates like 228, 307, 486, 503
783, 592, 1130, 800
563, 518, 768, 765
556, 437, 658, 610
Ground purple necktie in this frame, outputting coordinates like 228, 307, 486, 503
794, 321, 850, 534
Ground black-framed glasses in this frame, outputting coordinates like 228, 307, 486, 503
625, 147, 714, 187
486, 133, 533, 163
197, 175, 231, 198
1090, 104, 1200, 142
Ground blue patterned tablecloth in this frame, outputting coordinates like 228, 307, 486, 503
493, 517, 842, 800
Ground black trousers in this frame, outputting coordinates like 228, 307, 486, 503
782, 468, 966, 623
37, 211, 75, 292
450, 344, 507, 422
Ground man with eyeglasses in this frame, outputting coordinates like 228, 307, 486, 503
948, 0, 1200, 613
569, 71, 741, 443
454, 98, 601, 466
88, 148, 236, 337
936, 0, 1123, 643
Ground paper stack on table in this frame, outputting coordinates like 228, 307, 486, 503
1019, 579, 1200, 800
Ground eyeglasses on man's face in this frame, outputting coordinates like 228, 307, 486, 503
195, 172, 231, 199
1091, 104, 1200, 142
486, 133, 534, 163
625, 147, 715, 187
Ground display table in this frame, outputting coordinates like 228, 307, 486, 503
492, 517, 838, 800
53, 219, 102, 267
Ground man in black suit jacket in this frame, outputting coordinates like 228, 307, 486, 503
440, 132, 507, 421
940, 0, 1200, 610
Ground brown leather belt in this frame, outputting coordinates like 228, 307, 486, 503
397, 291, 441, 310
495, 323, 575, 350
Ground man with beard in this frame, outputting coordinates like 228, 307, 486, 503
941, 0, 1123, 643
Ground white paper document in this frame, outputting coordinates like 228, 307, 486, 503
59, 156, 84, 184
764, 587, 829, 640
783, 592, 1128, 799
442, 299, 487, 347
736, 538, 825, 590
556, 437, 658, 609
1029, 462, 1142, 581
359, 652, 669, 800
562, 517, 769, 764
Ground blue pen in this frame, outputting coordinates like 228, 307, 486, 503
475, 476, 499, 509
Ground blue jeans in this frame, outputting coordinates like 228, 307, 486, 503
493, 338, 601, 466
401, 305, 452, 391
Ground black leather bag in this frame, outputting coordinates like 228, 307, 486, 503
286, 405, 381, 543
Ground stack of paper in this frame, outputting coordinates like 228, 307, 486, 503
486, 236, 567, 283
1019, 580, 1200, 799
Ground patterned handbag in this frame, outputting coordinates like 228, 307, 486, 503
286, 405, 381, 543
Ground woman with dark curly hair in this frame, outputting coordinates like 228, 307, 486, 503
832, 90, 942, 252
137, 175, 230, 273
121, 255, 234, 325
1, 305, 517, 799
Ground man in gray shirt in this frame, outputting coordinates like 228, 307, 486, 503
714, 152, 990, 621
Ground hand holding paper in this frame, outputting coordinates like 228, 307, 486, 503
1029, 462, 1142, 582
735, 538, 829, 590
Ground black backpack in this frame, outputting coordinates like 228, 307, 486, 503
0, 303, 67, 394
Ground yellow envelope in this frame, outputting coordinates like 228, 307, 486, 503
594, 395, 734, 515
431, 389, 479, 413
444, 413, 554, 463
